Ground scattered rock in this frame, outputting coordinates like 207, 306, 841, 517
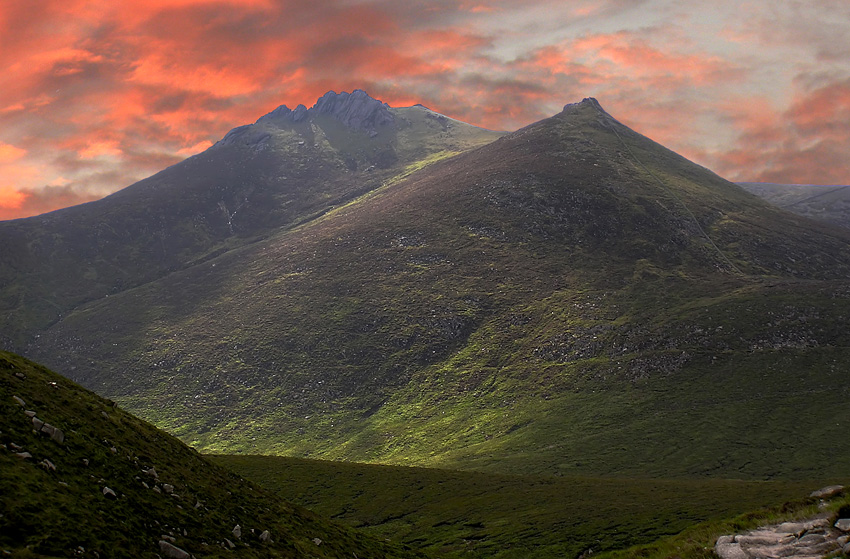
224, 538, 236, 549
810, 485, 844, 499
15, 452, 32, 460
158, 540, 190, 559
259, 530, 271, 543
161, 535, 176, 543
82, 458, 89, 466
12, 396, 25, 407
162, 483, 174, 494
15, 372, 25, 379
9, 443, 22, 451
232, 524, 241, 539
40, 423, 65, 444
143, 467, 158, 479
142, 481, 149, 489
102, 487, 117, 499
836, 519, 850, 532
32, 417, 44, 431
24, 410, 36, 417
313, 538, 323, 546
153, 485, 161, 493
101, 411, 109, 420
39, 459, 56, 472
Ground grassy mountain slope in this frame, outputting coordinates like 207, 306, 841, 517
0, 92, 503, 350
21, 99, 850, 479
0, 351, 424, 558
739, 182, 850, 228
214, 454, 827, 559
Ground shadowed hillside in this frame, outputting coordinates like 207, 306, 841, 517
0, 351, 424, 558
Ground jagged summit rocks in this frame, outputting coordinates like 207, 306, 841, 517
255, 89, 394, 135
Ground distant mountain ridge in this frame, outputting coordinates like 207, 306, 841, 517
739, 182, 850, 229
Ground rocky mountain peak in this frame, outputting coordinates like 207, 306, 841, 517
255, 89, 394, 135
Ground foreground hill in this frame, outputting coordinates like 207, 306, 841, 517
0, 351, 423, 558
15, 97, 850, 479
739, 182, 850, 228
0, 90, 503, 349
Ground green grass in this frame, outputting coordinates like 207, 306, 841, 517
212, 454, 840, 559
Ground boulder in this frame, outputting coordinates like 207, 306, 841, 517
836, 518, 850, 532
312, 537, 323, 546
158, 540, 190, 559
24, 410, 36, 417
810, 485, 844, 499
102, 487, 117, 499
40, 423, 65, 444
32, 417, 44, 431
224, 538, 235, 549
12, 395, 25, 407
232, 524, 241, 539
15, 451, 32, 460
162, 483, 174, 494
40, 459, 56, 472
715, 536, 748, 559
259, 530, 271, 543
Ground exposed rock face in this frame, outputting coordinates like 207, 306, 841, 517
715, 516, 844, 559
254, 89, 394, 135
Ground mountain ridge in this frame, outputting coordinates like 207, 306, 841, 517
13, 97, 850, 480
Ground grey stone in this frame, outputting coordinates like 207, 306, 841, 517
40, 459, 56, 472
162, 483, 174, 494
810, 485, 844, 499
836, 519, 850, 532
843, 541, 850, 555
24, 410, 36, 417
837, 535, 849, 546
224, 538, 235, 549
12, 396, 25, 407
312, 538, 323, 546
158, 540, 190, 559
102, 487, 117, 499
40, 423, 64, 444
32, 417, 44, 431
15, 452, 32, 460
143, 467, 158, 479
259, 530, 271, 543
232, 524, 241, 539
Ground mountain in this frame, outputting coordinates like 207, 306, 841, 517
7, 94, 850, 479
739, 182, 850, 229
0, 90, 503, 350
0, 350, 423, 558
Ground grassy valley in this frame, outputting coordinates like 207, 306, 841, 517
214, 454, 835, 559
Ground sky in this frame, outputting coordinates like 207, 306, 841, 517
1, 0, 849, 220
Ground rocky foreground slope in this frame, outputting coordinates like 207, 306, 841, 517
0, 350, 422, 558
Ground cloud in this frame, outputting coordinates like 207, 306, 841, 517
1, 0, 849, 220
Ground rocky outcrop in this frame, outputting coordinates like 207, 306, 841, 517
254, 89, 394, 135
715, 515, 849, 559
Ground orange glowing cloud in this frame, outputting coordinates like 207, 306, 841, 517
1, 0, 849, 221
